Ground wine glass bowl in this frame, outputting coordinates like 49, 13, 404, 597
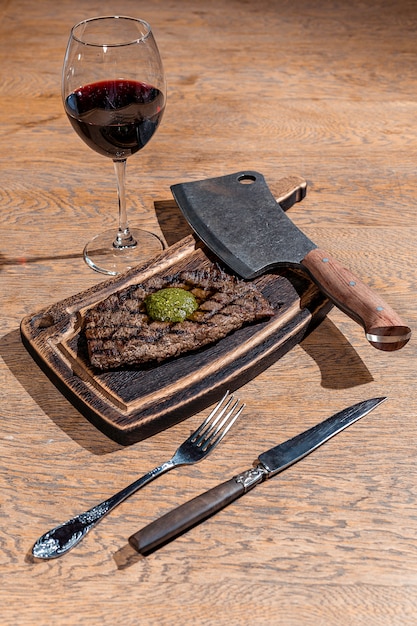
62, 16, 166, 275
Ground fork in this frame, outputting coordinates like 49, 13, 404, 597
32, 391, 244, 559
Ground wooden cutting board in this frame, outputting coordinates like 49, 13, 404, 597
20, 176, 332, 445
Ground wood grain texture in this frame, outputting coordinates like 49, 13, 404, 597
1, 0, 417, 624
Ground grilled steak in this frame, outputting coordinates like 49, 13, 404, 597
83, 267, 275, 370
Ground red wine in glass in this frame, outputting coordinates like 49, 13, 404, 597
62, 17, 166, 275
65, 79, 165, 159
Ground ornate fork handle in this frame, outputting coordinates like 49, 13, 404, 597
32, 460, 174, 559
32, 391, 244, 560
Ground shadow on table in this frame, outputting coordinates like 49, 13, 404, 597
113, 542, 145, 570
0, 328, 122, 455
0, 251, 83, 270
154, 198, 193, 246
301, 318, 373, 388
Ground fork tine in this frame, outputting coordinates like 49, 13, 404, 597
190, 390, 232, 442
201, 398, 245, 451
197, 395, 236, 445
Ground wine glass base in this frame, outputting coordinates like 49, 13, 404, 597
83, 227, 165, 276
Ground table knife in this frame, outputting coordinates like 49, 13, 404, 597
129, 396, 386, 554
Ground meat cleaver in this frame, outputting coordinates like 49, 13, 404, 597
171, 171, 411, 351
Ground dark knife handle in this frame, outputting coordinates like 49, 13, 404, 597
301, 248, 411, 351
129, 477, 248, 555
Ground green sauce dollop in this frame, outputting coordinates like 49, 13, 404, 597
145, 287, 198, 322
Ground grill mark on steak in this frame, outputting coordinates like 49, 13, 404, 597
83, 267, 275, 370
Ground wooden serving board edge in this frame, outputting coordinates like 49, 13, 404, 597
19, 176, 333, 445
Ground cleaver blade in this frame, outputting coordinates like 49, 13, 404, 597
171, 171, 410, 351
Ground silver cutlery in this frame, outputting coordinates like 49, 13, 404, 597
32, 391, 244, 559
129, 397, 387, 554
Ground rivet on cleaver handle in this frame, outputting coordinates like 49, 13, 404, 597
171, 171, 411, 351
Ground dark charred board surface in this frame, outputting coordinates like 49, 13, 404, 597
20, 177, 331, 445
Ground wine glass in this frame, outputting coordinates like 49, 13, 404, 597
62, 16, 166, 275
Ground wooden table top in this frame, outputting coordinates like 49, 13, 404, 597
1, 0, 416, 623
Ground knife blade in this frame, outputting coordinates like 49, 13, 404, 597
129, 397, 386, 555
171, 171, 410, 351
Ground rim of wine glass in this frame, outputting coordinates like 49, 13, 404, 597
71, 15, 152, 47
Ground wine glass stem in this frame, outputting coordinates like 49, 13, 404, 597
113, 159, 137, 249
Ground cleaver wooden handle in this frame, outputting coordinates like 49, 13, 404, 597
301, 248, 411, 351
